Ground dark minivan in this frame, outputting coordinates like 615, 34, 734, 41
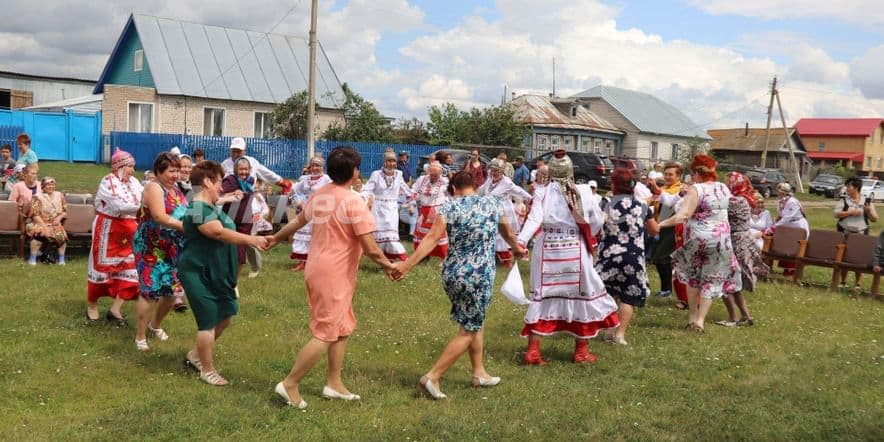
746, 168, 789, 198
526, 151, 614, 187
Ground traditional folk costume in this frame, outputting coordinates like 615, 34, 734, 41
478, 159, 532, 266
411, 162, 449, 259
289, 157, 332, 266
772, 183, 809, 275
362, 150, 415, 261
87, 148, 144, 303
517, 154, 619, 365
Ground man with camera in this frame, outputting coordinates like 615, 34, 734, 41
835, 176, 878, 290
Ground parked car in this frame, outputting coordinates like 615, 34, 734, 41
808, 174, 845, 198
609, 156, 646, 174
746, 168, 789, 198
417, 149, 491, 175
860, 178, 884, 202
526, 151, 614, 187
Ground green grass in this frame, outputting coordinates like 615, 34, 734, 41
1, 161, 881, 440
38, 161, 111, 194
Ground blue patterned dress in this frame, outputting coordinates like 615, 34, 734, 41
437, 195, 503, 331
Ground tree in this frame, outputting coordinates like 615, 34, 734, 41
391, 117, 431, 145
269, 90, 309, 140
675, 137, 710, 165
322, 83, 393, 142
427, 102, 528, 147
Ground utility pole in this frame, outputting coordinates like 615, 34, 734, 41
552, 57, 556, 98
775, 89, 804, 192
306, 0, 318, 160
759, 76, 777, 168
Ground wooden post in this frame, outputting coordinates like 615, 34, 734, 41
775, 90, 804, 192
760, 76, 777, 168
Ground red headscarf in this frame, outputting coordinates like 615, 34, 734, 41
611, 168, 636, 195
727, 171, 756, 208
690, 154, 717, 182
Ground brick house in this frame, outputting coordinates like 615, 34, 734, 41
569, 85, 710, 163
795, 118, 884, 174
93, 14, 345, 137
511, 94, 625, 158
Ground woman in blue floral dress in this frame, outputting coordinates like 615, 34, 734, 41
659, 155, 741, 332
396, 171, 525, 400
596, 169, 659, 345
133, 152, 187, 351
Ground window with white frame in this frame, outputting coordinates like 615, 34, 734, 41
606, 139, 615, 156
204, 107, 225, 136
134, 49, 144, 72
254, 112, 271, 139
581, 137, 590, 152
538, 135, 548, 148
564, 136, 573, 148
128, 102, 153, 133
551, 136, 559, 147
672, 143, 680, 160
650, 141, 659, 160
594, 139, 602, 153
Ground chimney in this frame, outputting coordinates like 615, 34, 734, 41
512, 92, 516, 101
745, 122, 749, 136
549, 93, 554, 99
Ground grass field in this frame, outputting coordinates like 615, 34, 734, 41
1, 162, 881, 440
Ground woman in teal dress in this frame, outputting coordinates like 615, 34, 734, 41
134, 152, 187, 352
396, 171, 525, 400
179, 161, 267, 386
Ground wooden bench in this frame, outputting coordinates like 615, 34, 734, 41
762, 226, 806, 279
0, 200, 24, 257
835, 233, 881, 297
64, 204, 95, 250
794, 230, 846, 289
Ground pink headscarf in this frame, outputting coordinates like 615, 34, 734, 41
727, 172, 756, 208
111, 147, 135, 171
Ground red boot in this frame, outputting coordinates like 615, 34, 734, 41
522, 338, 548, 366
572, 339, 598, 364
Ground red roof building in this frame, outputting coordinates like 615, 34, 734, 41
795, 118, 884, 173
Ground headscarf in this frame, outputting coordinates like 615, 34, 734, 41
548, 154, 583, 211
111, 147, 135, 172
752, 191, 766, 215
534, 165, 549, 186
727, 172, 756, 208
427, 161, 443, 173
234, 157, 254, 193
489, 159, 504, 171
309, 156, 324, 175
40, 176, 56, 187
777, 182, 793, 196
383, 148, 396, 161
611, 168, 636, 196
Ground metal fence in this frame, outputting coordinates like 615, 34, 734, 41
109, 132, 443, 178
0, 125, 24, 151
0, 110, 102, 162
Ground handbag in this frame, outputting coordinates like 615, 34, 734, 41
501, 262, 529, 305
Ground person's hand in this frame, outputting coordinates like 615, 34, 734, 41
234, 190, 244, 199
389, 261, 409, 281
873, 265, 881, 273
250, 236, 269, 251
512, 244, 528, 260
278, 179, 293, 195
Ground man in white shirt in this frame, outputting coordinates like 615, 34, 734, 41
221, 137, 293, 194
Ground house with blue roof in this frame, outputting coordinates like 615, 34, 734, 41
570, 85, 711, 164
94, 14, 345, 138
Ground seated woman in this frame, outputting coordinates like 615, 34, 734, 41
25, 176, 68, 265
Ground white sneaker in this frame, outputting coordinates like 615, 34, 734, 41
248, 271, 259, 279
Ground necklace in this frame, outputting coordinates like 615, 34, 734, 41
382, 171, 395, 188
421, 177, 443, 202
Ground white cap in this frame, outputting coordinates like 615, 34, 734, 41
13, 164, 26, 174
170, 146, 181, 156
230, 137, 246, 151
588, 180, 598, 188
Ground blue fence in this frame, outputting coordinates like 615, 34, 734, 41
0, 109, 102, 162
109, 132, 443, 178
0, 125, 25, 150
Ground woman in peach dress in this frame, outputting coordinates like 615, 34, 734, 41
268, 146, 399, 409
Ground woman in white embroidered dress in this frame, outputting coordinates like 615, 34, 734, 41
768, 183, 809, 276
86, 148, 144, 325
517, 151, 620, 365
479, 159, 532, 267
289, 156, 332, 272
411, 161, 449, 260
362, 149, 415, 261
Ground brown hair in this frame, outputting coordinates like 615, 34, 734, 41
190, 160, 223, 185
447, 170, 475, 194
153, 151, 181, 175
689, 155, 717, 183
16, 133, 30, 146
663, 161, 683, 176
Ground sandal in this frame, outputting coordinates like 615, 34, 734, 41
714, 320, 738, 327
135, 339, 150, 352
148, 322, 169, 341
737, 318, 755, 326
200, 370, 229, 386
674, 301, 688, 310
184, 351, 202, 372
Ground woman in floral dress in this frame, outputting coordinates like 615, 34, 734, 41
396, 171, 525, 400
133, 152, 187, 351
596, 169, 659, 345
25, 176, 68, 265
659, 155, 741, 332
716, 172, 769, 327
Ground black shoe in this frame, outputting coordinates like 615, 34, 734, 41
85, 310, 100, 323
174, 303, 188, 313
105, 310, 128, 327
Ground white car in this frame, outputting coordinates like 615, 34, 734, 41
859, 179, 884, 202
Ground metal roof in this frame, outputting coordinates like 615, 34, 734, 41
511, 95, 623, 134
94, 14, 344, 108
571, 85, 710, 139
23, 94, 104, 113
707, 127, 805, 154
795, 118, 884, 137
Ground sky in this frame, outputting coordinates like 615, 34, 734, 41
3, 0, 884, 130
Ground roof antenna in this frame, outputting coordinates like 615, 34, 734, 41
552, 57, 556, 99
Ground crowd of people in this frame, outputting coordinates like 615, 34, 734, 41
5, 129, 882, 406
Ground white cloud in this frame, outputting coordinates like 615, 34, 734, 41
850, 44, 884, 99
688, 0, 884, 27
397, 74, 477, 111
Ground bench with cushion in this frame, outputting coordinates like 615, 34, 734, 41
793, 230, 845, 289
64, 203, 95, 252
0, 200, 24, 257
835, 233, 881, 296
65, 193, 94, 205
